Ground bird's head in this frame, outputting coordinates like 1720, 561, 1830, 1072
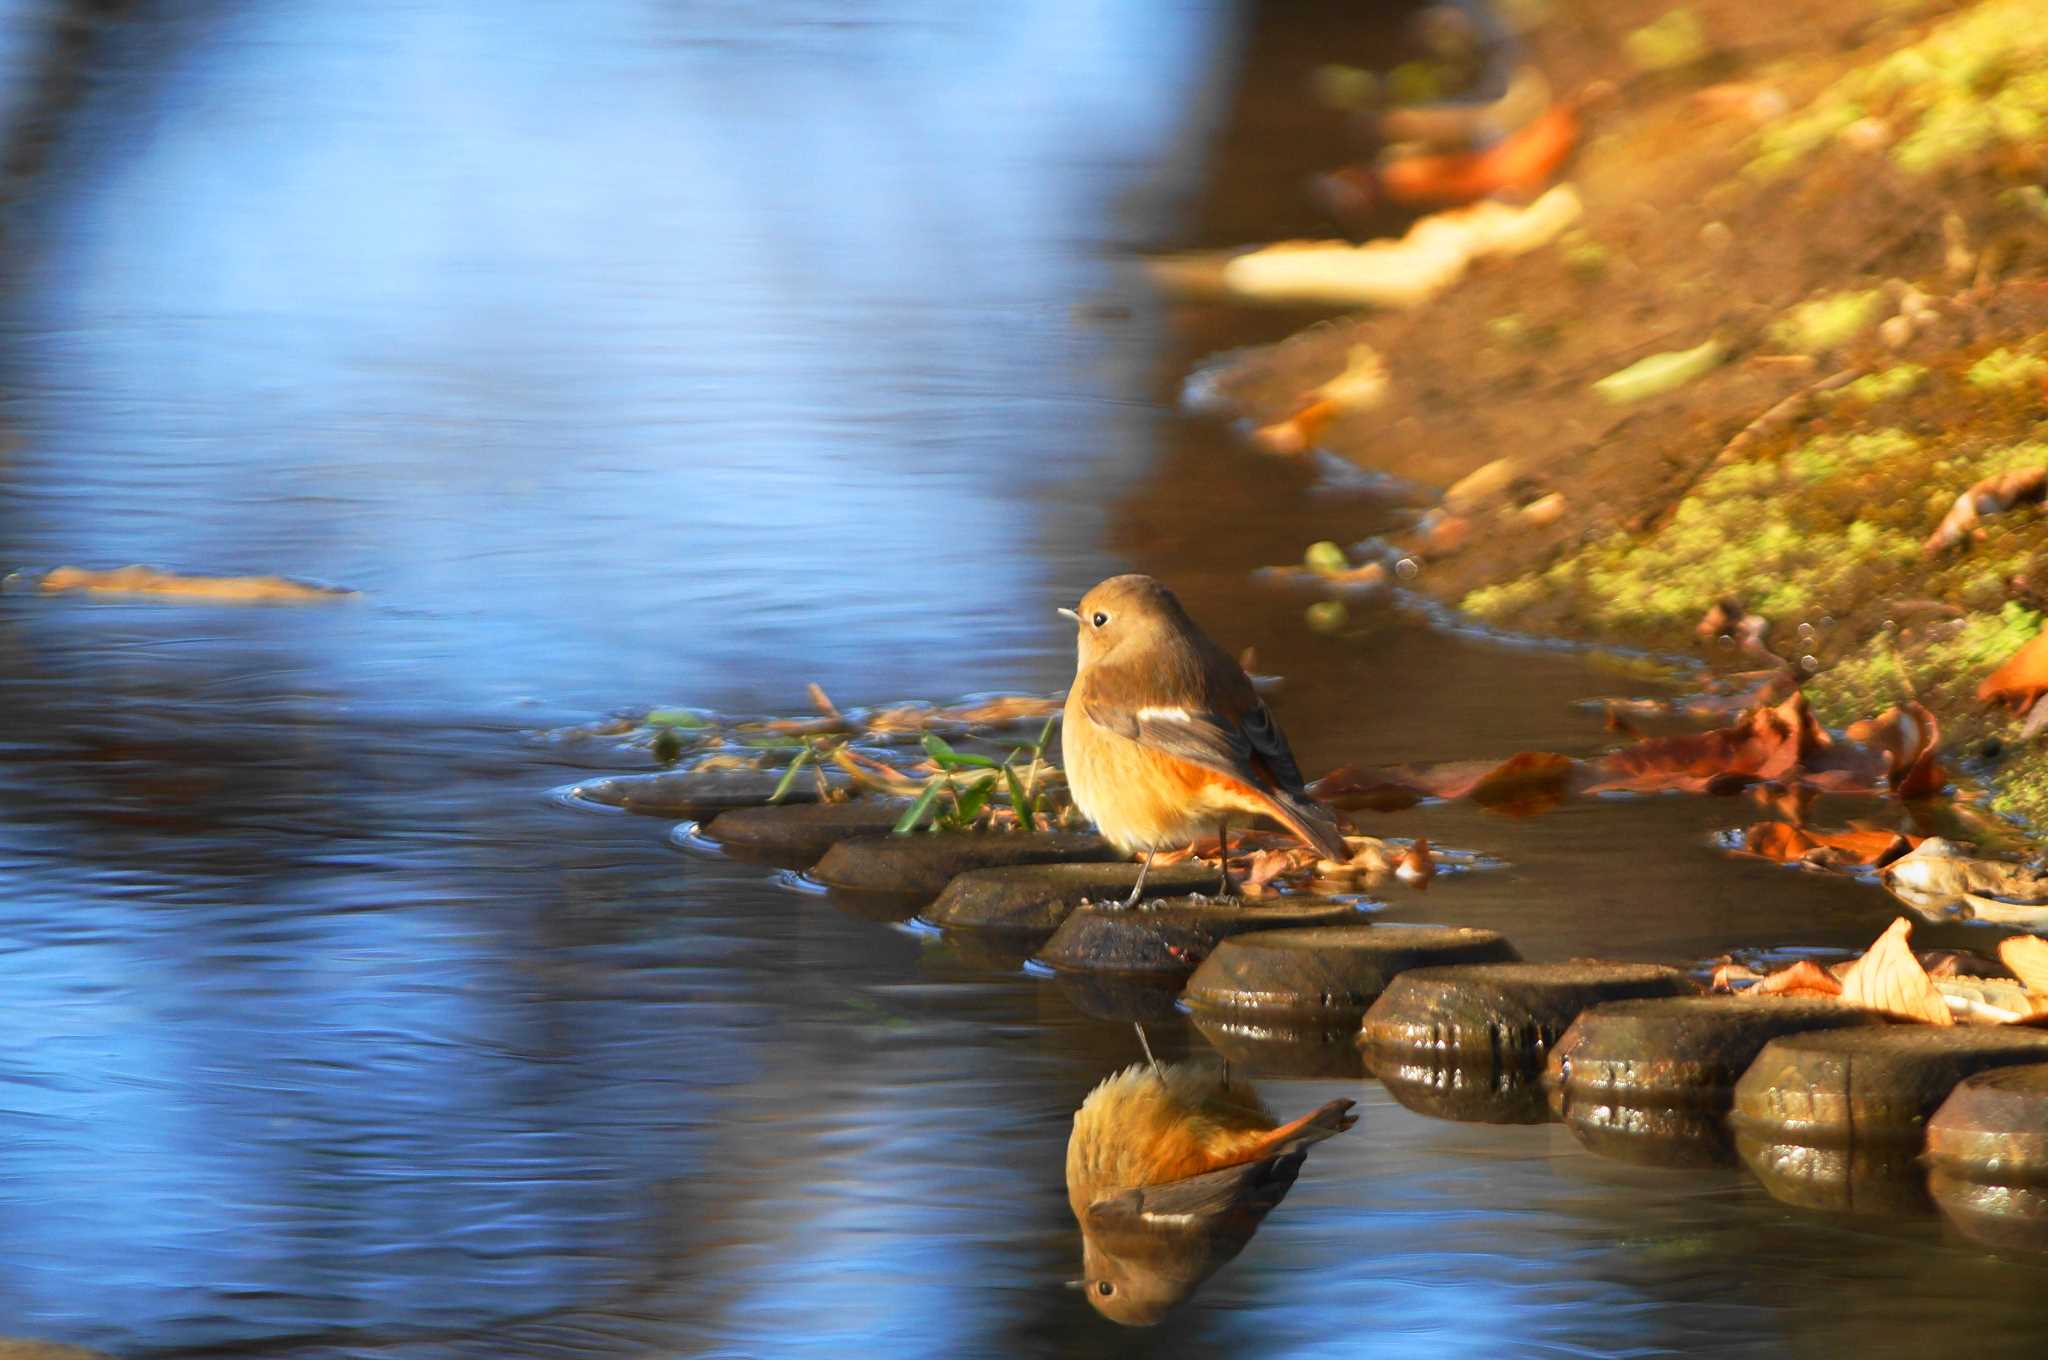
1058, 574, 1188, 671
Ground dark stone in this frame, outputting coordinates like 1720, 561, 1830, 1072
1928, 1063, 2048, 1250
568, 767, 837, 818
1036, 901, 1364, 978
1360, 960, 1695, 1123
701, 799, 909, 867
1186, 924, 1520, 1021
922, 861, 1223, 942
1546, 995, 1882, 1168
811, 831, 1118, 911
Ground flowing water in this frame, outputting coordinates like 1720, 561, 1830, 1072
0, 3, 2044, 1356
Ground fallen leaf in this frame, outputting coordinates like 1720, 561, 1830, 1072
1924, 466, 2048, 556
32, 565, 355, 603
1845, 700, 1946, 798
1377, 103, 1578, 206
1747, 959, 1846, 998
1980, 631, 2048, 716
1395, 838, 1435, 890
2000, 935, 2048, 993
1838, 917, 1953, 1025
1882, 837, 2048, 923
1710, 962, 1762, 991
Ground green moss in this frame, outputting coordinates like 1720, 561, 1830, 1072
1829, 363, 1929, 405
1989, 745, 2048, 827
1809, 602, 2043, 726
1746, 0, 2048, 179
1624, 9, 1708, 73
1461, 576, 1545, 622
1769, 290, 1886, 354
1966, 346, 2048, 389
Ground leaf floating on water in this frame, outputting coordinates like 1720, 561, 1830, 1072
1838, 917, 1953, 1026
26, 564, 356, 603
1734, 821, 1916, 868
1882, 837, 2048, 925
1845, 701, 1946, 798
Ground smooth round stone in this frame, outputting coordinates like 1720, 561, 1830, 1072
1928, 1064, 2048, 1251
1036, 900, 1363, 977
1190, 1013, 1367, 1080
811, 831, 1118, 909
1734, 1027, 2048, 1216
1733, 1025, 2048, 1146
922, 861, 1224, 941
701, 799, 909, 867
1364, 961, 1693, 1126
1546, 996, 1882, 1167
1186, 925, 1519, 1021
1361, 960, 1695, 1065
569, 767, 836, 817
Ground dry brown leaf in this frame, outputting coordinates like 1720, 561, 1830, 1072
1838, 917, 1953, 1025
1924, 466, 2048, 556
1750, 960, 1846, 998
1844, 700, 1946, 798
1980, 632, 2048, 718
1999, 935, 2048, 993
1395, 838, 1435, 890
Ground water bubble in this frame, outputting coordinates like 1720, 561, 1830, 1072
1882, 618, 1897, 632
1797, 622, 1815, 641
1395, 557, 1419, 580
1820, 616, 1835, 629
1801, 654, 1819, 672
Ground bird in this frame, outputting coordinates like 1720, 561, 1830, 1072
1059, 574, 1349, 904
1066, 1059, 1357, 1326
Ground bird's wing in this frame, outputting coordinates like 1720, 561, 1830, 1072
1083, 695, 1303, 794
1084, 1149, 1305, 1233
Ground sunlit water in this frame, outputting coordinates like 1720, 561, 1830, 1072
0, 3, 2045, 1357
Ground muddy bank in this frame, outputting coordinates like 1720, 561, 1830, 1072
1196, 0, 2048, 824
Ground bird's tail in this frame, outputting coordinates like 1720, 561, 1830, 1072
1259, 787, 1351, 863
1230, 1098, 1358, 1169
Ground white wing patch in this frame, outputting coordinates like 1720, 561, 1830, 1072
1135, 706, 1196, 722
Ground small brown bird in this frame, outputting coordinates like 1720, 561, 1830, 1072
1060, 574, 1348, 902
1067, 1061, 1357, 1326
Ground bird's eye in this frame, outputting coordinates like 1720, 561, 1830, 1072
1091, 611, 1109, 628
1096, 1281, 1114, 1297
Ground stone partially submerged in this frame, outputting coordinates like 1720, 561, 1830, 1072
701, 799, 909, 867
1186, 925, 1520, 1022
922, 861, 1223, 943
1927, 1062, 2048, 1251
1546, 995, 1881, 1167
811, 831, 1117, 913
566, 767, 842, 818
1733, 1025, 2048, 1215
1036, 900, 1363, 978
1361, 960, 1694, 1125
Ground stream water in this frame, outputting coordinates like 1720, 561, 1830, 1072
0, 2, 2045, 1356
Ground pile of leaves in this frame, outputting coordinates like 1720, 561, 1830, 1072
1713, 917, 2048, 1026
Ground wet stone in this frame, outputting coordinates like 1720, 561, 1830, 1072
1546, 995, 1882, 1168
1733, 1026, 2048, 1215
1190, 1013, 1367, 1080
701, 799, 909, 867
568, 767, 838, 818
1362, 960, 1694, 1125
1928, 1063, 2048, 1251
1036, 900, 1363, 978
1052, 970, 1187, 1025
811, 831, 1118, 910
1186, 925, 1520, 1022
921, 861, 1223, 942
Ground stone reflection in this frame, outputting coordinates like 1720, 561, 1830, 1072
1064, 1053, 1354, 1326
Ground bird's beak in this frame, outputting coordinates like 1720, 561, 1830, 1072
1064, 1278, 1086, 1291
1057, 607, 1081, 623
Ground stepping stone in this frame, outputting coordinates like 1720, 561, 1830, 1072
1036, 900, 1363, 977
701, 799, 909, 867
1360, 961, 1695, 1125
922, 861, 1223, 942
811, 831, 1118, 911
1546, 996, 1881, 1168
1190, 1012, 1367, 1079
1186, 925, 1520, 1021
567, 767, 839, 818
1733, 1026, 2048, 1215
1927, 1063, 2048, 1251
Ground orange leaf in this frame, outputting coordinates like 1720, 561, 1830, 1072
1378, 104, 1577, 206
1462, 752, 1577, 815
1839, 917, 1954, 1025
1999, 935, 2048, 994
1395, 838, 1435, 890
1845, 700, 1946, 799
1980, 631, 2048, 714
1750, 959, 1845, 998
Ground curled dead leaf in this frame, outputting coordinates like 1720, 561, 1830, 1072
1999, 934, 2048, 994
1838, 917, 1953, 1025
1924, 465, 2048, 556
1844, 700, 1945, 798
1394, 838, 1435, 890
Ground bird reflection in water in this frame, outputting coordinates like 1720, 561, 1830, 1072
1065, 1048, 1357, 1325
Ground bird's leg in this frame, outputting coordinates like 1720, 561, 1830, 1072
1122, 848, 1156, 908
1133, 1022, 1162, 1075
1215, 815, 1234, 899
